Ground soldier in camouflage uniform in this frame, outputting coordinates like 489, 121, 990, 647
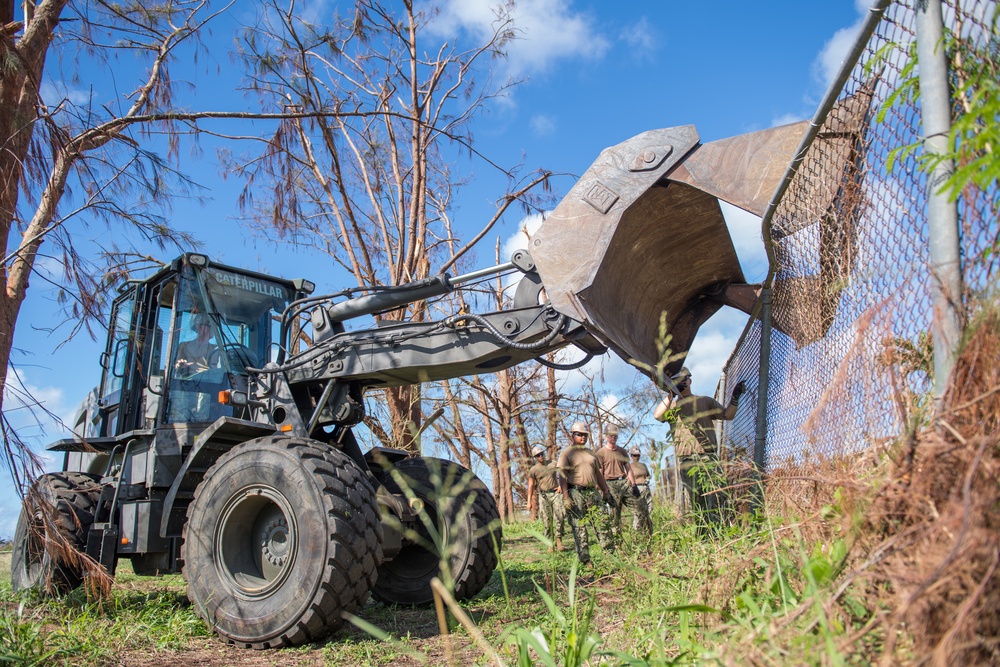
629, 446, 653, 529
595, 425, 651, 538
557, 421, 614, 564
654, 367, 745, 530
527, 444, 566, 551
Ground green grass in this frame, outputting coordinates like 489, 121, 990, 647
0, 505, 891, 666
0, 550, 10, 583
0, 560, 210, 665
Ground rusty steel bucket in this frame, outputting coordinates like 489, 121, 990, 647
529, 122, 814, 381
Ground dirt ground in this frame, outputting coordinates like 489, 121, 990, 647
4, 533, 624, 667
113, 580, 497, 667
0, 542, 525, 666
119, 636, 480, 667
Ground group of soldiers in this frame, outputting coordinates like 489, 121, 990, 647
526, 421, 653, 565
525, 366, 747, 563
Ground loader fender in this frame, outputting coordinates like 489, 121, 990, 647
160, 417, 276, 538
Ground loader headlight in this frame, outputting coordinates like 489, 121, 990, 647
218, 390, 249, 406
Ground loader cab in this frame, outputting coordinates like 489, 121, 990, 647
93, 254, 306, 438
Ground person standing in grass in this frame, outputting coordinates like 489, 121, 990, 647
595, 424, 651, 538
557, 421, 614, 564
629, 446, 654, 530
653, 367, 745, 530
527, 444, 566, 552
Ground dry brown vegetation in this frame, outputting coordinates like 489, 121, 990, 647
867, 309, 1000, 665
724, 308, 1000, 665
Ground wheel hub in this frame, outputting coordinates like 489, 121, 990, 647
259, 515, 289, 568
216, 486, 297, 599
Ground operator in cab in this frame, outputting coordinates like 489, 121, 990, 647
175, 314, 218, 377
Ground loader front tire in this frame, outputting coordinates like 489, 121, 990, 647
11, 472, 102, 594
372, 457, 501, 606
183, 436, 382, 648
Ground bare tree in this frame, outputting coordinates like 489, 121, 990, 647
230, 0, 552, 452
0, 1, 236, 488
0, 1, 426, 491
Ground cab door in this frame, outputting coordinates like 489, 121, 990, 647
96, 289, 139, 437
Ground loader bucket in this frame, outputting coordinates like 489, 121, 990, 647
530, 123, 811, 382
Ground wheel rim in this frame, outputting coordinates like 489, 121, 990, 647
215, 486, 297, 598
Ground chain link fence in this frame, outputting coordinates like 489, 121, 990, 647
717, 0, 998, 471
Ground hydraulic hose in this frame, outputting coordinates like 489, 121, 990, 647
536, 352, 594, 371
442, 312, 568, 351
253, 311, 568, 376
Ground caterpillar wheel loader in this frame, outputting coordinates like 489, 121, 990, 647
10, 120, 852, 648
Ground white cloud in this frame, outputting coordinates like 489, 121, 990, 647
1, 371, 70, 540
0, 503, 19, 541
771, 112, 806, 128
499, 211, 547, 298
618, 17, 657, 62
814, 26, 857, 88
720, 201, 768, 283
529, 113, 557, 137
599, 393, 624, 420
424, 0, 610, 77
39, 81, 92, 107
501, 211, 546, 262
813, 0, 870, 89
550, 346, 641, 399
29, 255, 64, 283
684, 308, 750, 396
3, 369, 71, 438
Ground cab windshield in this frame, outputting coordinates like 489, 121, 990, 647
198, 265, 292, 369
166, 264, 293, 423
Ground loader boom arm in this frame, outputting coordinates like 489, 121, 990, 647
247, 251, 605, 438
248, 120, 860, 438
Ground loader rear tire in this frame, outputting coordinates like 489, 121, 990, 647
371, 457, 501, 606
182, 436, 382, 648
11, 472, 102, 594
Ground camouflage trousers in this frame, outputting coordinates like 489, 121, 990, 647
607, 479, 652, 537
679, 456, 730, 533
633, 484, 652, 531
537, 491, 566, 541
566, 486, 613, 563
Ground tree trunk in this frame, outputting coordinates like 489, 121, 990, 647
0, 1, 70, 425
439, 380, 473, 470
497, 428, 513, 520
512, 409, 532, 514
546, 359, 559, 459
384, 384, 421, 453
479, 408, 501, 513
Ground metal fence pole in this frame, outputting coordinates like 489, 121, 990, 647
751, 287, 772, 511
915, 0, 964, 405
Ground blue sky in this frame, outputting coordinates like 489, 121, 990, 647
1, 0, 872, 537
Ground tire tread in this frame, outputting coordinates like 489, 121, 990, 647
183, 436, 382, 648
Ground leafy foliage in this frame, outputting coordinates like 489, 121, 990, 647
878, 9, 999, 226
